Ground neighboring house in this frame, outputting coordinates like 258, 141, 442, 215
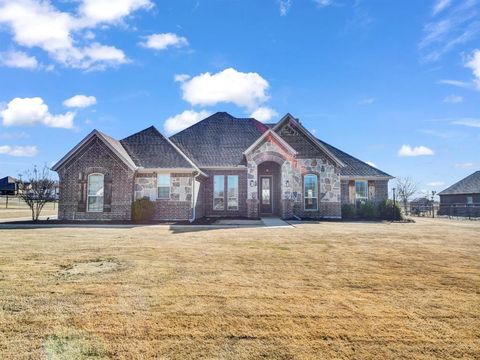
409, 197, 431, 215
438, 171, 480, 217
0, 176, 19, 195
52, 112, 393, 221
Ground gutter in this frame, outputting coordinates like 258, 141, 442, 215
190, 171, 200, 223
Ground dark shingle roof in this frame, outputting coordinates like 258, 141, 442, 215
316, 139, 393, 178
170, 112, 269, 167
120, 126, 193, 168
438, 171, 480, 195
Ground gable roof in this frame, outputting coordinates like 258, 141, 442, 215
170, 112, 269, 167
438, 171, 480, 195
243, 129, 298, 156
272, 114, 345, 167
52, 130, 137, 171
120, 126, 198, 170
316, 138, 393, 178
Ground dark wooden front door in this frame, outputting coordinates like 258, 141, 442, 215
260, 176, 273, 214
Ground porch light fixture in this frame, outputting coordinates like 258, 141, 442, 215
249, 180, 256, 187
285, 180, 290, 187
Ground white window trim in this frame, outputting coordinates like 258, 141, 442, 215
87, 173, 104, 213
227, 175, 239, 211
355, 180, 368, 201
213, 175, 225, 210
157, 173, 171, 200
304, 174, 318, 211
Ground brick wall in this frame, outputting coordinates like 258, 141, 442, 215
340, 179, 389, 205
57, 136, 134, 221
203, 169, 248, 217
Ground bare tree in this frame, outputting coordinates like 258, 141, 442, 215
18, 165, 56, 221
396, 177, 417, 214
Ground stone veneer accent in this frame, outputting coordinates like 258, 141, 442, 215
245, 135, 342, 219
134, 172, 194, 220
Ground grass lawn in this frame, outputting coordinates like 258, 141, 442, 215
0, 218, 479, 359
0, 201, 58, 220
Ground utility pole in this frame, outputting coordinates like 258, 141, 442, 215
392, 187, 396, 221
431, 190, 436, 218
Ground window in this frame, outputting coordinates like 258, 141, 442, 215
355, 180, 368, 202
304, 174, 318, 210
261, 178, 271, 204
157, 174, 170, 199
227, 175, 239, 210
213, 175, 225, 210
467, 196, 473, 205
87, 173, 104, 212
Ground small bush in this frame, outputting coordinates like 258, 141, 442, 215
132, 197, 155, 222
377, 200, 402, 221
358, 201, 377, 220
342, 204, 356, 219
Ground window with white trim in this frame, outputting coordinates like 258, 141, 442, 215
355, 180, 368, 202
227, 175, 239, 210
467, 196, 473, 205
213, 175, 225, 210
157, 174, 171, 199
87, 173, 104, 212
304, 174, 318, 210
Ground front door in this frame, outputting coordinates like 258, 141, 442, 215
260, 176, 273, 214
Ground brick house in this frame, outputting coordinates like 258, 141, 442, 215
52, 112, 393, 221
437, 171, 480, 217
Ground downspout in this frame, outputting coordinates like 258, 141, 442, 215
190, 171, 200, 222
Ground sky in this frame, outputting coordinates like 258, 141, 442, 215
0, 0, 479, 198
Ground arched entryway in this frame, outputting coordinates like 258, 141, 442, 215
257, 161, 282, 216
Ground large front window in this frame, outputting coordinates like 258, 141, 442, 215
157, 174, 171, 199
87, 173, 104, 212
213, 175, 225, 210
355, 180, 368, 202
227, 175, 239, 210
304, 174, 318, 210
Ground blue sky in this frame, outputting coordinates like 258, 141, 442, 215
0, 0, 479, 196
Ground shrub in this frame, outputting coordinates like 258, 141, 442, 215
358, 201, 377, 220
377, 200, 402, 221
341, 204, 356, 219
132, 197, 155, 222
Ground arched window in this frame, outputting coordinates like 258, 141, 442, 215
87, 173, 104, 212
304, 174, 318, 210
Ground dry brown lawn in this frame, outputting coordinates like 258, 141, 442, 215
0, 218, 479, 359
0, 201, 58, 220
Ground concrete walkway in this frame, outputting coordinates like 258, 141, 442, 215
261, 217, 294, 228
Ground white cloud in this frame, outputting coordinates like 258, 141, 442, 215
419, 0, 480, 62
174, 74, 191, 82
279, 0, 291, 16
365, 161, 376, 168
0, 145, 38, 157
164, 110, 211, 135
437, 79, 473, 88
79, 0, 153, 25
465, 49, 480, 88
0, 0, 149, 70
315, 0, 332, 7
443, 94, 463, 103
454, 162, 474, 168
140, 33, 189, 50
432, 0, 451, 16
250, 107, 278, 122
0, 50, 38, 69
0, 131, 29, 140
451, 118, 480, 128
357, 97, 376, 105
181, 68, 270, 110
398, 145, 435, 157
63, 95, 97, 108
427, 181, 445, 187
1, 97, 75, 129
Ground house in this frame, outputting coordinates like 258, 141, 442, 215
52, 112, 393, 221
409, 197, 432, 216
438, 171, 480, 218
0, 176, 20, 195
